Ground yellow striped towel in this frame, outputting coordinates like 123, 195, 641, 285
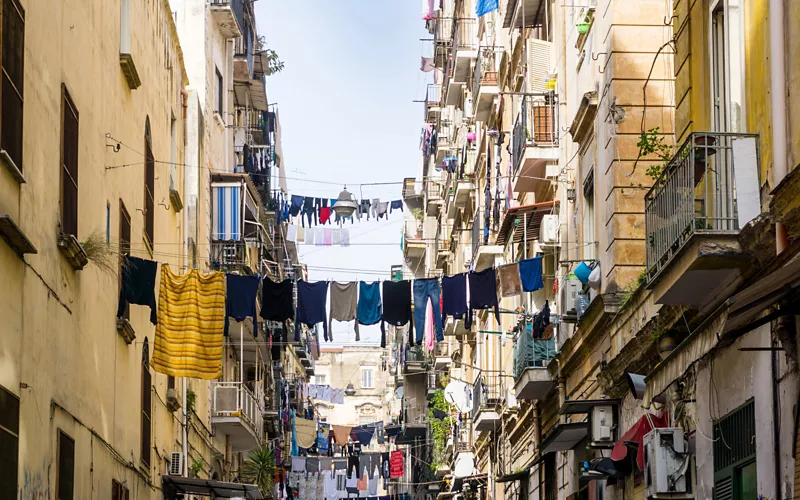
152, 264, 226, 379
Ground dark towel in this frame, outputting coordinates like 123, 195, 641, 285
260, 276, 295, 322
225, 274, 260, 337
295, 280, 329, 341
352, 426, 375, 445
381, 452, 390, 479
389, 200, 404, 213
289, 194, 304, 217
519, 256, 544, 292
381, 280, 412, 340
467, 268, 500, 329
117, 255, 158, 324
442, 273, 468, 321
357, 281, 382, 326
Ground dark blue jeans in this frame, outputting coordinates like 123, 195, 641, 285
413, 278, 443, 343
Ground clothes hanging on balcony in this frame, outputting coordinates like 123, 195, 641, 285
357, 281, 382, 328
381, 280, 413, 342
295, 416, 317, 449
351, 425, 375, 445
413, 278, 443, 344
368, 477, 378, 495
315, 227, 325, 246
422, 0, 435, 20
290, 194, 304, 217
389, 200, 403, 213
532, 300, 550, 339
498, 263, 522, 297
317, 423, 331, 455
323, 228, 333, 246
333, 425, 352, 446
302, 197, 315, 227
347, 457, 359, 479
376, 202, 389, 219
329, 281, 358, 341
117, 255, 158, 325
224, 273, 260, 337
320, 206, 332, 225
389, 451, 404, 478
519, 256, 544, 292
420, 56, 434, 72
357, 199, 371, 220
357, 468, 368, 491
296, 280, 329, 341
152, 264, 225, 379
441, 272, 468, 322
475, 0, 498, 16
323, 472, 337, 500
424, 298, 436, 351
381, 453, 390, 479
467, 268, 500, 329
287, 223, 298, 242
260, 276, 295, 324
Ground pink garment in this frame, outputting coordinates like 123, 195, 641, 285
421, 57, 435, 72
424, 298, 435, 351
422, 0, 435, 20
323, 228, 333, 246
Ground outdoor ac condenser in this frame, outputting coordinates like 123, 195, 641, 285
560, 279, 581, 314
590, 405, 615, 446
169, 452, 183, 476
644, 428, 692, 499
540, 214, 559, 244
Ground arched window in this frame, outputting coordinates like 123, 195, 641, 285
140, 338, 151, 467
143, 118, 155, 251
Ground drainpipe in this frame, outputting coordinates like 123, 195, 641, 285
770, 0, 789, 253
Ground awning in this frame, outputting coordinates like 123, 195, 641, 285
540, 422, 589, 454
502, 0, 544, 28
643, 310, 729, 406
395, 423, 427, 445
559, 399, 620, 415
609, 412, 668, 470
495, 201, 558, 246
162, 475, 263, 499
496, 469, 530, 483
587, 457, 632, 480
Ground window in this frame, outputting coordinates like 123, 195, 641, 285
60, 84, 79, 237
315, 374, 327, 385
713, 400, 756, 500
143, 119, 154, 250
216, 67, 223, 116
710, 0, 744, 132
0, 386, 19, 497
119, 201, 131, 320
112, 480, 130, 500
1, 0, 25, 172
544, 452, 557, 500
57, 430, 75, 500
169, 110, 176, 191
582, 167, 595, 260
140, 339, 152, 467
361, 369, 374, 389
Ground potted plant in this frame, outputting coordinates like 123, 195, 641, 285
189, 459, 203, 478
241, 446, 276, 496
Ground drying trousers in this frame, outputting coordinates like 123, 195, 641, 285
413, 278, 443, 344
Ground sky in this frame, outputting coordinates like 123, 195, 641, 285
255, 0, 432, 345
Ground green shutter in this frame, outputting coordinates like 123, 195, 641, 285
712, 400, 756, 500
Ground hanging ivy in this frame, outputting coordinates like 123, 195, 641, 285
429, 389, 454, 473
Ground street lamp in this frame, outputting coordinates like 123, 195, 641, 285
332, 186, 357, 219
345, 383, 356, 396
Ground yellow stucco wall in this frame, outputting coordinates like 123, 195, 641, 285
0, 0, 223, 498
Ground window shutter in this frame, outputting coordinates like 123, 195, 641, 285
57, 431, 75, 500
713, 475, 733, 500
527, 39, 552, 93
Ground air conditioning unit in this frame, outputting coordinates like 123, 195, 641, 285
590, 405, 615, 446
644, 428, 692, 499
540, 215, 559, 245
169, 452, 183, 476
560, 279, 581, 316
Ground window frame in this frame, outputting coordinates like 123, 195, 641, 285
140, 339, 152, 468
57, 429, 75, 500
119, 200, 131, 320
1, 0, 26, 173
0, 386, 19, 498
361, 368, 374, 389
708, 0, 746, 133
60, 84, 79, 237
143, 119, 154, 252
216, 67, 224, 116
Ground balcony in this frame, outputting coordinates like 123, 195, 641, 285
405, 347, 427, 374
233, 23, 255, 81
471, 46, 503, 122
435, 120, 455, 164
210, 0, 244, 39
454, 178, 474, 208
211, 240, 255, 273
403, 219, 426, 260
426, 181, 443, 216
451, 18, 478, 83
435, 235, 451, 270
513, 332, 556, 401
211, 382, 263, 451
511, 94, 559, 195
645, 132, 761, 305
434, 342, 451, 369
426, 84, 442, 122
473, 376, 503, 432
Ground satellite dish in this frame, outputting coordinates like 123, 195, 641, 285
453, 452, 475, 478
394, 386, 405, 399
444, 380, 470, 413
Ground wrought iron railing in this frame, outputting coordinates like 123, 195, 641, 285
211, 381, 264, 441
513, 332, 556, 380
435, 342, 450, 357
512, 93, 559, 173
473, 375, 504, 413
426, 84, 441, 109
471, 46, 502, 100
452, 18, 477, 51
644, 132, 760, 282
433, 17, 453, 44
471, 209, 482, 263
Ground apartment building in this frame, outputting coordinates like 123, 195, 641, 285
405, 0, 800, 500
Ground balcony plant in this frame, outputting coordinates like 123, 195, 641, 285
189, 459, 203, 478
241, 445, 276, 495
636, 127, 673, 180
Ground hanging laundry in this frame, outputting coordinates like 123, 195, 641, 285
290, 195, 304, 217
368, 476, 378, 496
317, 423, 331, 455
287, 223, 298, 242
357, 469, 368, 491
351, 425, 375, 446
422, 0, 435, 20
357, 200, 371, 220
224, 273, 260, 337
322, 228, 332, 246
332, 229, 342, 245
329, 281, 359, 341
467, 268, 500, 329
324, 471, 338, 500
442, 273, 468, 323
333, 425, 353, 446
424, 298, 435, 351
316, 473, 325, 500
389, 200, 403, 214
296, 280, 330, 341
498, 262, 523, 297
357, 281, 382, 331
532, 300, 551, 339
370, 198, 381, 219
302, 197, 315, 227
331, 389, 345, 404
295, 416, 317, 449
306, 227, 316, 245
519, 256, 544, 292
298, 225, 306, 243
381, 280, 412, 343
117, 255, 158, 325
376, 202, 389, 220
260, 276, 295, 346
381, 453, 390, 479
420, 57, 435, 72
320, 207, 333, 225
342, 228, 351, 247
389, 451, 404, 478
315, 227, 325, 246
152, 265, 225, 379
307, 458, 321, 473
292, 456, 307, 472
413, 278, 443, 344
476, 0, 498, 17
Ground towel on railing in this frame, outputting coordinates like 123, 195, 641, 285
152, 264, 225, 380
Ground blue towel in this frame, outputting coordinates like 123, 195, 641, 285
519, 257, 544, 292
476, 0, 498, 16
357, 281, 382, 326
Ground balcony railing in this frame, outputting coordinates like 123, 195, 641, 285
512, 93, 559, 173
435, 342, 450, 357
211, 240, 247, 268
471, 46, 502, 100
452, 18, 477, 51
211, 381, 263, 440
471, 209, 484, 262
513, 332, 556, 380
426, 84, 442, 108
433, 17, 454, 44
644, 132, 760, 282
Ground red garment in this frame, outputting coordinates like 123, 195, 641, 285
610, 411, 668, 469
389, 450, 404, 478
319, 207, 332, 224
